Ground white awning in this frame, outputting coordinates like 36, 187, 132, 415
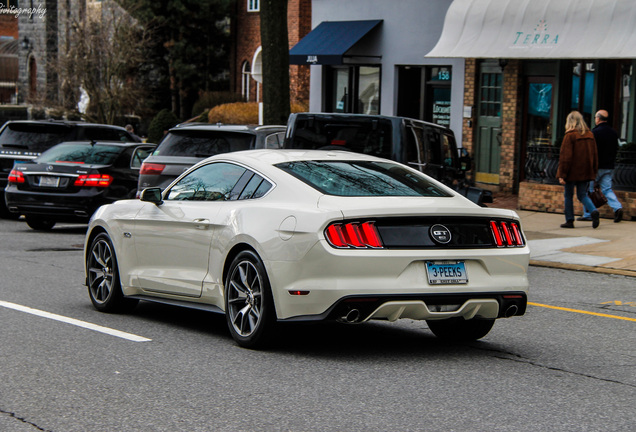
426, 0, 636, 59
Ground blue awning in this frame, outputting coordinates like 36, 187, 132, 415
289, 20, 382, 65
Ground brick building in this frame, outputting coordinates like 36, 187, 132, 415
231, 0, 310, 106
0, 10, 18, 104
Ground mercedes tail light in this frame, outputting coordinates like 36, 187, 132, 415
74, 174, 113, 187
325, 221, 383, 249
490, 220, 525, 247
140, 162, 165, 175
8, 169, 25, 184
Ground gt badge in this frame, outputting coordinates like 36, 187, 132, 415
430, 224, 452, 244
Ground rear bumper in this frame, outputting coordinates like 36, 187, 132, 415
5, 188, 107, 221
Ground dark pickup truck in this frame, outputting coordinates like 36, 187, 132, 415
283, 113, 492, 206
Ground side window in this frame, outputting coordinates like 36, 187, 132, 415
441, 134, 456, 167
131, 146, 154, 169
265, 133, 282, 149
424, 127, 442, 166
405, 126, 425, 170
166, 162, 246, 201
238, 174, 272, 199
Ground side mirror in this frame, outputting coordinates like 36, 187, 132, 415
140, 187, 163, 205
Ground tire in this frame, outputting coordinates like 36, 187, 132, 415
224, 250, 276, 349
426, 318, 495, 342
25, 216, 56, 231
86, 232, 138, 312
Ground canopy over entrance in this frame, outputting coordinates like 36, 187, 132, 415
289, 20, 382, 65
425, 0, 636, 59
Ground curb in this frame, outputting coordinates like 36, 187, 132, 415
530, 260, 636, 278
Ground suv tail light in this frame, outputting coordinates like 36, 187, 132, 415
8, 169, 25, 184
74, 174, 113, 187
490, 220, 525, 247
140, 162, 165, 175
325, 221, 383, 249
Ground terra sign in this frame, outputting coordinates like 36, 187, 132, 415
512, 20, 559, 47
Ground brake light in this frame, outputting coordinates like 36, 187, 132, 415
140, 162, 165, 175
8, 169, 25, 183
490, 220, 525, 247
74, 174, 113, 187
325, 221, 383, 249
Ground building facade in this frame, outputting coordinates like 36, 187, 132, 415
427, 0, 636, 218
289, 0, 465, 141
231, 0, 311, 106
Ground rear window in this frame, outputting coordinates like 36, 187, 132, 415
276, 160, 451, 197
0, 123, 71, 152
37, 143, 123, 165
154, 130, 255, 157
286, 117, 393, 159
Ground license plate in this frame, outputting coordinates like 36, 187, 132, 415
426, 261, 468, 285
38, 176, 60, 187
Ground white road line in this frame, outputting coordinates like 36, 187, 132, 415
0, 300, 152, 342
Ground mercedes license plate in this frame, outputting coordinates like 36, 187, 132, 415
426, 261, 468, 285
39, 176, 60, 187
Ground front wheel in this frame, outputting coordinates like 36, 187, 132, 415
224, 250, 276, 349
25, 216, 56, 231
86, 232, 138, 312
426, 318, 495, 342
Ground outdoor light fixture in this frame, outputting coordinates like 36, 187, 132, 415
499, 58, 509, 70
21, 37, 31, 51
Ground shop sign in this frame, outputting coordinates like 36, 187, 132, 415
512, 20, 559, 47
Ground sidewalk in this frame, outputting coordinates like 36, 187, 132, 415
492, 195, 636, 277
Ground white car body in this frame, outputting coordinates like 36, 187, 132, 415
85, 150, 530, 346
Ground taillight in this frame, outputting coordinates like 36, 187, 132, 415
325, 221, 383, 249
140, 162, 165, 175
490, 220, 525, 247
74, 174, 113, 187
8, 169, 25, 184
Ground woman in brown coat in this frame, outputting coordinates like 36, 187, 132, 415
556, 111, 599, 228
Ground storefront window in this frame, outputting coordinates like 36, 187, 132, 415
526, 81, 553, 147
427, 67, 452, 127
619, 64, 631, 141
571, 61, 595, 126
327, 66, 381, 114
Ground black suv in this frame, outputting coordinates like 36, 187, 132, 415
137, 123, 286, 194
283, 113, 491, 205
0, 120, 139, 217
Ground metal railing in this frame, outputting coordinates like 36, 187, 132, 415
524, 146, 636, 190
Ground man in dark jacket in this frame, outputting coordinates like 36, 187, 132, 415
579, 110, 624, 223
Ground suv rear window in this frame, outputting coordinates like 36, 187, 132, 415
155, 130, 256, 157
287, 117, 393, 159
276, 160, 451, 197
0, 123, 71, 153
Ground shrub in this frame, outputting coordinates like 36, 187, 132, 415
191, 91, 244, 118
207, 101, 309, 125
147, 109, 179, 143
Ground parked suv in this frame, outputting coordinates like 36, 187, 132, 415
283, 113, 492, 205
137, 123, 286, 194
0, 120, 140, 217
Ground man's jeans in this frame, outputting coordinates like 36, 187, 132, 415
582, 169, 623, 217
564, 181, 596, 222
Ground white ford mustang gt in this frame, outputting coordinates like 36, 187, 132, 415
84, 149, 529, 348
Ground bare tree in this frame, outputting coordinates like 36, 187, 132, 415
56, 2, 153, 124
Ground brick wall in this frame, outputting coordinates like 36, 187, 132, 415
518, 181, 635, 220
234, 0, 310, 106
462, 59, 476, 157
0, 14, 18, 38
500, 60, 522, 194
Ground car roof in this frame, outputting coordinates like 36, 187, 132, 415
206, 149, 390, 167
53, 140, 154, 148
169, 123, 286, 133
289, 112, 451, 132
2, 120, 130, 130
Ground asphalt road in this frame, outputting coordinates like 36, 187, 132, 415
0, 218, 635, 432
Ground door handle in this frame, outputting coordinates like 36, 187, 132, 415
193, 218, 210, 229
